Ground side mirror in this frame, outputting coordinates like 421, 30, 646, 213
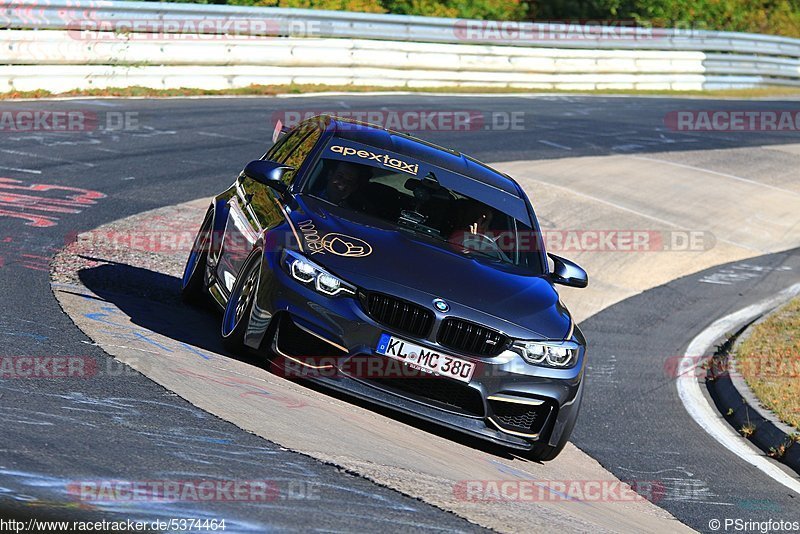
241, 160, 293, 194
548, 253, 588, 288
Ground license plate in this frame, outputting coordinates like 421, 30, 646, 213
375, 333, 475, 383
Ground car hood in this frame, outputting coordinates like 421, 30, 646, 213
289, 196, 571, 340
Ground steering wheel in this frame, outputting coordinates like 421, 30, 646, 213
461, 233, 512, 263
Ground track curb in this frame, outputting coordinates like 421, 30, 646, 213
678, 282, 800, 496
707, 304, 800, 474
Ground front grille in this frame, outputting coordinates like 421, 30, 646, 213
361, 292, 433, 338
489, 399, 553, 435
437, 318, 508, 356
369, 376, 484, 417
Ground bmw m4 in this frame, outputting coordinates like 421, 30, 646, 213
181, 115, 589, 460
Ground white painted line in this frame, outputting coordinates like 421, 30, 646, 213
78, 100, 122, 107
0, 149, 95, 168
612, 144, 644, 151
0, 165, 41, 174
677, 282, 800, 496
523, 177, 683, 229
275, 91, 529, 99
520, 175, 762, 253
628, 155, 800, 197
196, 131, 256, 143
538, 140, 572, 151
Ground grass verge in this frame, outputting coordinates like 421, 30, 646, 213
735, 296, 800, 431
2, 83, 800, 100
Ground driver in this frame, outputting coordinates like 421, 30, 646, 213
449, 200, 494, 244
319, 161, 371, 208
447, 200, 514, 263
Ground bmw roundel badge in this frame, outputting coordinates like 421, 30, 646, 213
433, 298, 449, 312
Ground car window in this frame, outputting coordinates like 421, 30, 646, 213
266, 123, 311, 162
264, 129, 299, 163
303, 157, 543, 274
281, 125, 322, 185
264, 123, 322, 186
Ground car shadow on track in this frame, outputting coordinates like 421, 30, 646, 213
78, 260, 525, 462
77, 259, 245, 362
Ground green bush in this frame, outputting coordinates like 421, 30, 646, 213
129, 0, 800, 37
631, 0, 800, 37
381, 0, 527, 20
227, 0, 386, 12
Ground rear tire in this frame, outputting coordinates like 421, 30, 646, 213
181, 211, 212, 305
221, 249, 262, 353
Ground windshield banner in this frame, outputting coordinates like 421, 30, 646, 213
325, 140, 423, 177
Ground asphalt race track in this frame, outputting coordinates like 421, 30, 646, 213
1, 94, 799, 532
575, 249, 800, 531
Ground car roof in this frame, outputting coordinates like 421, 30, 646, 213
321, 115, 523, 196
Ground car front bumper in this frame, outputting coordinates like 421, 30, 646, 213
246, 250, 586, 450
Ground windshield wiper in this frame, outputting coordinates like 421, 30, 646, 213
396, 210, 442, 238
458, 246, 503, 262
398, 209, 427, 225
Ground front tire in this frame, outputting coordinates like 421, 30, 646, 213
527, 436, 569, 462
526, 381, 584, 462
221, 249, 262, 353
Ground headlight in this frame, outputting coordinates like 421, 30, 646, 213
284, 250, 355, 297
316, 272, 341, 295
512, 340, 580, 368
291, 259, 316, 283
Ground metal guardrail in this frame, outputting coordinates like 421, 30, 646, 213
3, 0, 800, 54
1, 0, 799, 91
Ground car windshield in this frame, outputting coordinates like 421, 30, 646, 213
302, 146, 544, 274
